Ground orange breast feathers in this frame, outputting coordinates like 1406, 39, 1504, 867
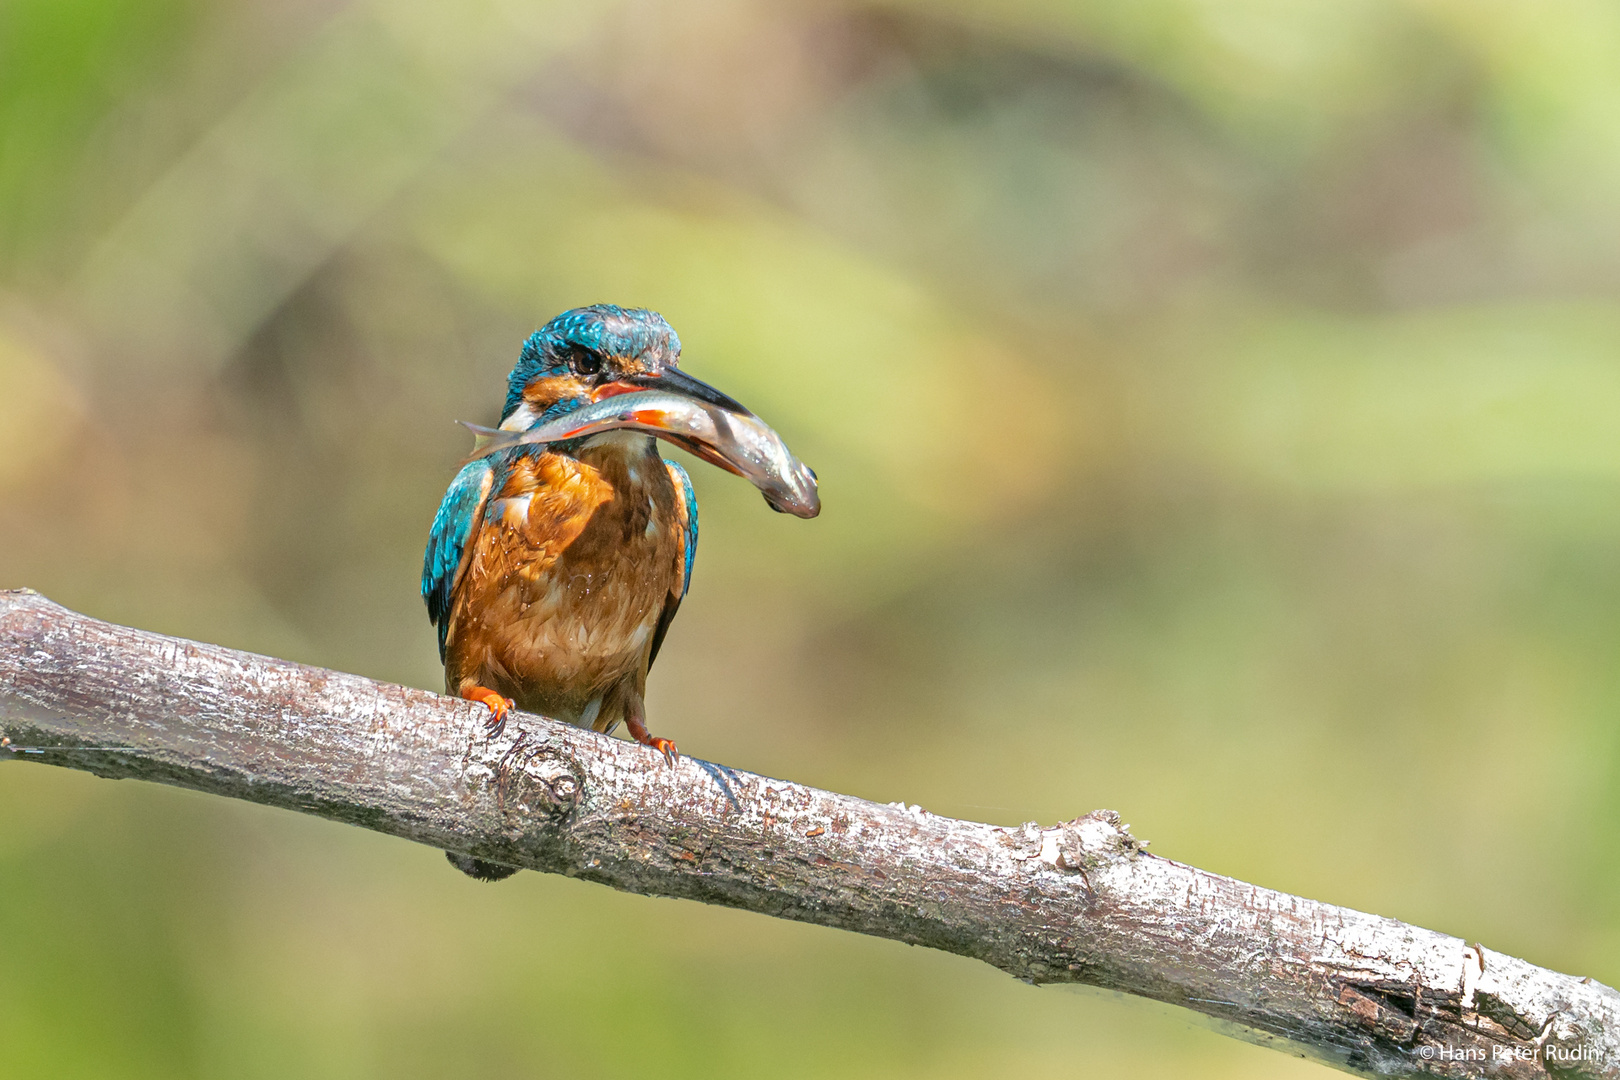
477, 452, 617, 586
443, 444, 688, 719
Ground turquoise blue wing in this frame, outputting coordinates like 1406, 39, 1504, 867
648, 460, 698, 669
671, 460, 698, 600
422, 459, 495, 660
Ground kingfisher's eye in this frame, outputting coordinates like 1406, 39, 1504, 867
568, 346, 602, 376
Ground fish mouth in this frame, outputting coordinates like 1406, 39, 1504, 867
770, 487, 820, 518
758, 456, 819, 519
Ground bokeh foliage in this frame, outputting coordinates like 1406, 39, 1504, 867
3, 0, 1619, 1076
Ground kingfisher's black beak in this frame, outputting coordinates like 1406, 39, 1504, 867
594, 367, 755, 418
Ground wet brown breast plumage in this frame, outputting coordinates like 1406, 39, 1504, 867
442, 433, 688, 730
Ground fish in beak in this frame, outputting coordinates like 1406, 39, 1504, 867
463, 373, 820, 519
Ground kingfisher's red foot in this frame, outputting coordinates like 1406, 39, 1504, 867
644, 736, 679, 766
625, 713, 679, 766
461, 685, 514, 738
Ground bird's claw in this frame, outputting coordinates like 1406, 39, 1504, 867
623, 709, 678, 766
648, 737, 679, 766
461, 685, 514, 739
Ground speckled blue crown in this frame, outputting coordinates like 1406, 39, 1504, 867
502, 305, 681, 422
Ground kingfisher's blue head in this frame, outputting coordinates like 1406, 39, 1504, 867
500, 305, 749, 431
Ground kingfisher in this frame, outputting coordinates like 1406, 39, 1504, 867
422, 305, 810, 784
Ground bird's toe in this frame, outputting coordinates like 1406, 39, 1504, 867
461, 684, 515, 738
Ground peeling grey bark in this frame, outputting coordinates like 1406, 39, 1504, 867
0, 588, 1615, 1079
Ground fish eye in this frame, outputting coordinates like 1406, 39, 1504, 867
567, 346, 602, 377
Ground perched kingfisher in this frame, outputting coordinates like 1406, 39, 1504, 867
422, 305, 811, 782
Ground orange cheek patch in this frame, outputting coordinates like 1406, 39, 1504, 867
523, 374, 589, 407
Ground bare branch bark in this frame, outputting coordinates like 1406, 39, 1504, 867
0, 589, 1614, 1078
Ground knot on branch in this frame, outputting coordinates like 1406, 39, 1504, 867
1054, 809, 1145, 874
1005, 811, 1146, 911
494, 736, 582, 819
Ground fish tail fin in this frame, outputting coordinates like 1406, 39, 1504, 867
458, 420, 513, 459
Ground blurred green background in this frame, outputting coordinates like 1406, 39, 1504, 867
3, 0, 1619, 1076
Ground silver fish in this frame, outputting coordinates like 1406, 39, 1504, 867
462, 391, 820, 519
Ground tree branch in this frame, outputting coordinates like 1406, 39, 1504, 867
0, 589, 1614, 1078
